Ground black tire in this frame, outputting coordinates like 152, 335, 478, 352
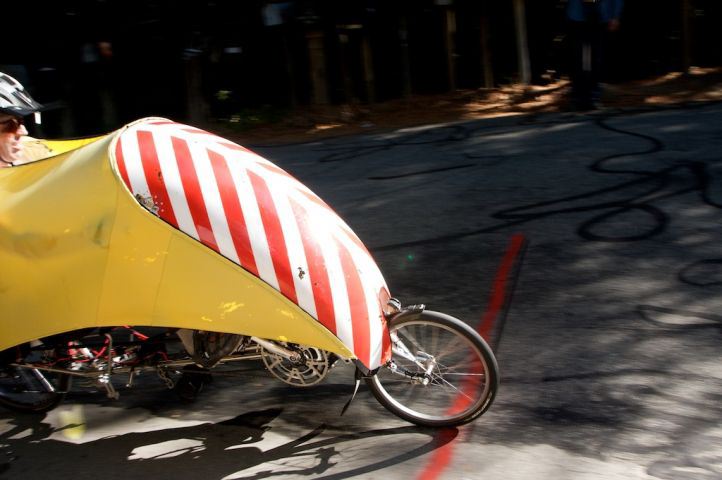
365, 310, 499, 427
0, 366, 70, 413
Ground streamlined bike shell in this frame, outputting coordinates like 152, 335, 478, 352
0, 118, 391, 370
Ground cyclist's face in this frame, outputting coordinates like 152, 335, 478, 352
0, 115, 28, 165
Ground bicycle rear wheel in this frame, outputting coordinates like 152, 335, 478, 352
0, 349, 70, 413
366, 310, 498, 427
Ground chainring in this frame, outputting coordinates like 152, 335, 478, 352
260, 344, 331, 387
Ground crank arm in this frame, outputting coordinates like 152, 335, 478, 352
251, 337, 302, 362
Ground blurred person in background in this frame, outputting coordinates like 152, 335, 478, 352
566, 0, 624, 110
0, 72, 51, 167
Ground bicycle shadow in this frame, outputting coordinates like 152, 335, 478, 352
0, 407, 454, 479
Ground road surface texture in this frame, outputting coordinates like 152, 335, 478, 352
2, 102, 722, 479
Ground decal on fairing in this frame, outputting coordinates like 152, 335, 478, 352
110, 119, 389, 369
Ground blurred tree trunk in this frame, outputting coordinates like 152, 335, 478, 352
442, 6, 457, 91
399, 14, 412, 98
681, 0, 692, 73
512, 0, 531, 85
306, 31, 329, 105
361, 32, 376, 103
480, 1, 494, 88
338, 31, 355, 103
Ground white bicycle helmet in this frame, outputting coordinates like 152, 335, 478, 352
0, 72, 42, 117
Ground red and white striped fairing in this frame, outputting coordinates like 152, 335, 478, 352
110, 118, 391, 369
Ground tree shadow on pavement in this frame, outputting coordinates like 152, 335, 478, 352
0, 407, 453, 480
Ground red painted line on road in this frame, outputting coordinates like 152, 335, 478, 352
417, 428, 462, 480
478, 233, 526, 345
416, 234, 526, 480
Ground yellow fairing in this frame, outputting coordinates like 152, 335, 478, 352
42, 137, 105, 156
0, 134, 355, 359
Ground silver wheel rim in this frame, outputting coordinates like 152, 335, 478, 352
372, 320, 491, 423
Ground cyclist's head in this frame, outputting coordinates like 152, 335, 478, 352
0, 72, 42, 117
0, 73, 39, 166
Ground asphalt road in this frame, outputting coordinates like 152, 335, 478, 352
2, 102, 722, 479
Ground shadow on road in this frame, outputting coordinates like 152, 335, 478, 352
0, 406, 455, 479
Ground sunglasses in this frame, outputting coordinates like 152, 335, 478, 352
0, 117, 24, 134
